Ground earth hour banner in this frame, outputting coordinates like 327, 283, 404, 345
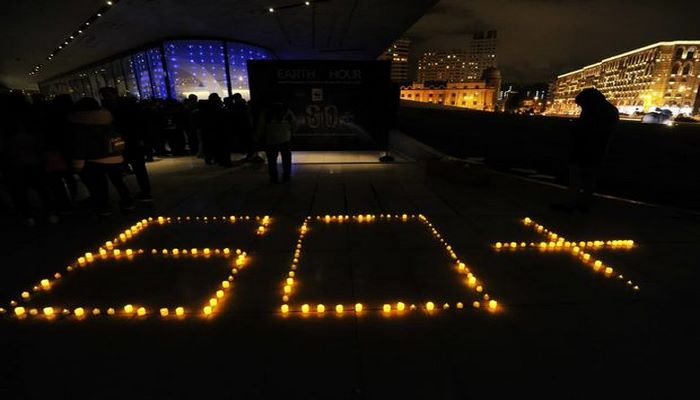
247, 60, 393, 150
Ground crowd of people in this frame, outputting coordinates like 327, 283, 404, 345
0, 87, 294, 227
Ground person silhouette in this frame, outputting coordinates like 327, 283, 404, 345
553, 88, 619, 213
256, 101, 296, 183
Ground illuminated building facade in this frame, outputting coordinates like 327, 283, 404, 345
400, 81, 497, 111
468, 31, 498, 81
416, 30, 498, 83
550, 41, 700, 116
38, 39, 274, 101
378, 38, 411, 82
417, 50, 470, 82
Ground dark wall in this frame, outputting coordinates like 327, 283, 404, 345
398, 102, 700, 209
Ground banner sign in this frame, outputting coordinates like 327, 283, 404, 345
248, 60, 393, 150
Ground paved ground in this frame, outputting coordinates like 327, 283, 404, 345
1, 152, 698, 399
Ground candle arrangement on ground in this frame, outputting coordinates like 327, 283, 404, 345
3, 216, 259, 321
492, 217, 639, 292
278, 214, 500, 317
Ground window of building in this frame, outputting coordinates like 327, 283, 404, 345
675, 47, 685, 59
682, 64, 692, 76
671, 63, 681, 75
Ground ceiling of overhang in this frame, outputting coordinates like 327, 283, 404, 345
0, 0, 438, 89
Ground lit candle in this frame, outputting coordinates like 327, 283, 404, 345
488, 300, 498, 311
283, 285, 292, 294
175, 307, 185, 316
126, 249, 133, 256
281, 304, 289, 314
92, 308, 101, 316
458, 262, 466, 272
107, 308, 115, 315
43, 307, 54, 317
317, 304, 325, 313
21, 291, 30, 299
124, 304, 134, 314
425, 301, 435, 311
40, 279, 51, 289
335, 304, 344, 314
203, 306, 212, 316
222, 281, 230, 289
443, 303, 450, 310
223, 248, 230, 255
476, 285, 483, 293
301, 304, 310, 313
74, 307, 85, 318
396, 302, 406, 312
209, 298, 218, 307
456, 302, 464, 309
160, 308, 169, 317
354, 303, 363, 313
383, 304, 391, 313
472, 301, 480, 308
14, 307, 25, 316
604, 267, 613, 275
216, 290, 224, 298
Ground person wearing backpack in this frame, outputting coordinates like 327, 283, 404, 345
256, 101, 296, 183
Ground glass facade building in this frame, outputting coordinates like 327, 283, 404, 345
39, 39, 274, 101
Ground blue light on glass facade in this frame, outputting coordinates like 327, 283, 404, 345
133, 51, 154, 99
164, 40, 228, 99
121, 56, 140, 98
227, 42, 273, 99
147, 47, 168, 99
39, 38, 275, 101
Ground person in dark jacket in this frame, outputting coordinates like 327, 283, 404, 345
554, 88, 619, 213
200, 93, 226, 165
99, 88, 152, 202
69, 97, 133, 216
256, 102, 296, 183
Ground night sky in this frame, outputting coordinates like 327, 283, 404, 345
405, 0, 700, 84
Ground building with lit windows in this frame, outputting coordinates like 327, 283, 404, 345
400, 81, 497, 111
467, 31, 498, 81
550, 41, 700, 116
377, 38, 411, 82
416, 30, 498, 83
417, 50, 470, 82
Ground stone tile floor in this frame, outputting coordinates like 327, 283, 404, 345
0, 154, 698, 399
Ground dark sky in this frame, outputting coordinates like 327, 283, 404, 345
404, 0, 700, 84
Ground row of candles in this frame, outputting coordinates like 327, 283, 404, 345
492, 217, 639, 291
108, 215, 270, 249
279, 214, 499, 316
280, 300, 497, 315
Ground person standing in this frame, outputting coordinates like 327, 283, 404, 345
68, 97, 133, 216
553, 88, 619, 213
256, 102, 296, 183
199, 93, 225, 165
